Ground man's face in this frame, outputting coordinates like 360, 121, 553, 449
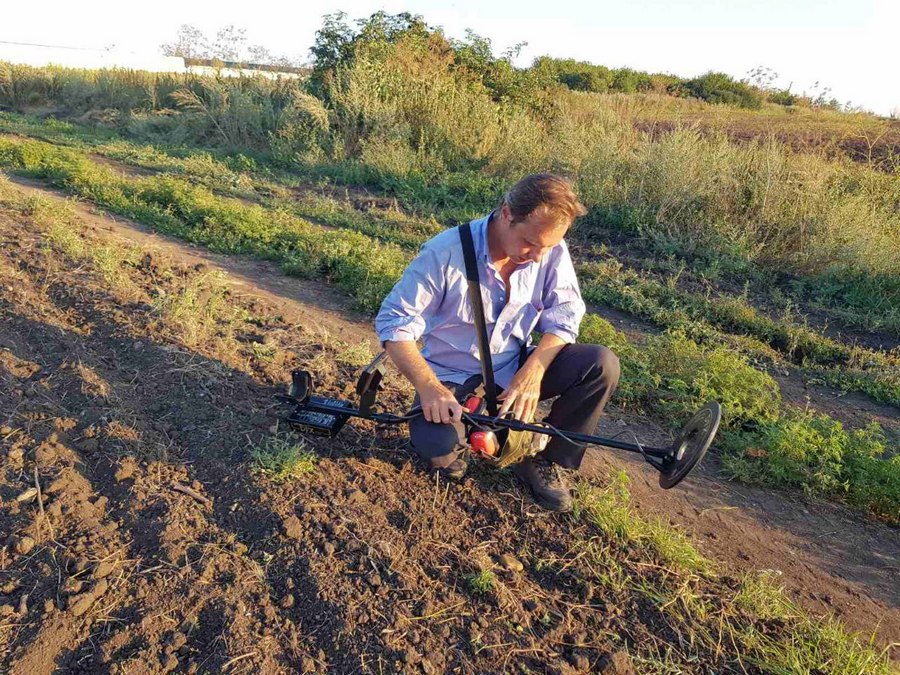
499, 203, 568, 265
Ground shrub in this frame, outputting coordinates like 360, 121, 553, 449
722, 412, 899, 522
674, 72, 763, 109
769, 89, 797, 106
647, 332, 782, 427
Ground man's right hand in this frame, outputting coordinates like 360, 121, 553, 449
418, 381, 464, 424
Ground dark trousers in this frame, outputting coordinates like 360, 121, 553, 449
409, 343, 620, 470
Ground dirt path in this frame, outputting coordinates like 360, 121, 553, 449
1, 177, 897, 668
5, 176, 375, 347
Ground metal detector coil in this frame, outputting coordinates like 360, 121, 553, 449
658, 402, 721, 489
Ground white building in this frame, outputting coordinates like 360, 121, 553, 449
0, 40, 308, 79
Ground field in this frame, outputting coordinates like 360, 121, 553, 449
618, 95, 900, 172
1, 17, 899, 672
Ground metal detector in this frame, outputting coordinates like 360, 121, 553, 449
276, 352, 721, 490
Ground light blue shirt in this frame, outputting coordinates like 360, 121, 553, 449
375, 211, 586, 389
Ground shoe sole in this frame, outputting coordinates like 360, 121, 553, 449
532, 493, 573, 513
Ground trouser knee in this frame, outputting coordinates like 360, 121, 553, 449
409, 418, 465, 469
586, 344, 620, 388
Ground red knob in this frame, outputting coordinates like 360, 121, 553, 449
463, 396, 483, 414
469, 430, 498, 457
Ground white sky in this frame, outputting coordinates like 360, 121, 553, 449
4, 0, 899, 115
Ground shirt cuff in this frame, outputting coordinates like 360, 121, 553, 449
540, 325, 579, 344
376, 316, 425, 346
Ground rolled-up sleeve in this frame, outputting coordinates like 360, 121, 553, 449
375, 245, 445, 346
537, 240, 586, 344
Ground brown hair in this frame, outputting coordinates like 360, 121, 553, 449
501, 173, 587, 227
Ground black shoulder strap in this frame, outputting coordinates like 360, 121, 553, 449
458, 222, 498, 416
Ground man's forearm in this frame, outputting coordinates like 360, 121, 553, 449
526, 333, 568, 373
384, 340, 440, 391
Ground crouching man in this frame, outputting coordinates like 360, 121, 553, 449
375, 174, 619, 512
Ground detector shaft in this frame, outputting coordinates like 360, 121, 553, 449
295, 398, 671, 459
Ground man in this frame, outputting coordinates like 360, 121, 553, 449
375, 174, 619, 512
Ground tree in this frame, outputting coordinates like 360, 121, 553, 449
161, 24, 303, 67
160, 24, 211, 59
211, 26, 247, 62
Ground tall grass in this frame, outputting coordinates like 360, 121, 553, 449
4, 60, 899, 331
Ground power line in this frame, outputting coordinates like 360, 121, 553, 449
0, 39, 103, 52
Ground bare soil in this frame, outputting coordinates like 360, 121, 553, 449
0, 181, 897, 673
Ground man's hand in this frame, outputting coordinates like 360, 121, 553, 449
418, 381, 464, 424
497, 360, 544, 422
384, 340, 462, 424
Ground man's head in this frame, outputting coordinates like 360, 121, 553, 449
493, 173, 587, 265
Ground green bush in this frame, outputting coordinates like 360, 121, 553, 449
648, 332, 782, 427
674, 72, 763, 109
722, 412, 899, 523
576, 314, 657, 404
769, 89, 797, 106
577, 315, 781, 428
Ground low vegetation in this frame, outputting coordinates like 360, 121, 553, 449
578, 258, 900, 405
250, 436, 319, 481
570, 473, 892, 673
577, 315, 898, 523
0, 136, 411, 312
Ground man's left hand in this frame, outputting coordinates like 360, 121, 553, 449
497, 361, 544, 422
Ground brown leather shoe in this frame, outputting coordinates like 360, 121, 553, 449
512, 454, 573, 512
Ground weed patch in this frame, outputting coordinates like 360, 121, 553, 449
250, 436, 318, 481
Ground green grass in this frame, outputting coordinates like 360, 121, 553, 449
465, 569, 497, 596
576, 315, 899, 522
12, 113, 893, 406
0, 136, 411, 313
578, 258, 900, 406
566, 471, 894, 673
572, 472, 709, 573
249, 436, 318, 481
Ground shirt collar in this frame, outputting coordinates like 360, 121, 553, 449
476, 210, 495, 264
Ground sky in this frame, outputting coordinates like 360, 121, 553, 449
3, 0, 898, 116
